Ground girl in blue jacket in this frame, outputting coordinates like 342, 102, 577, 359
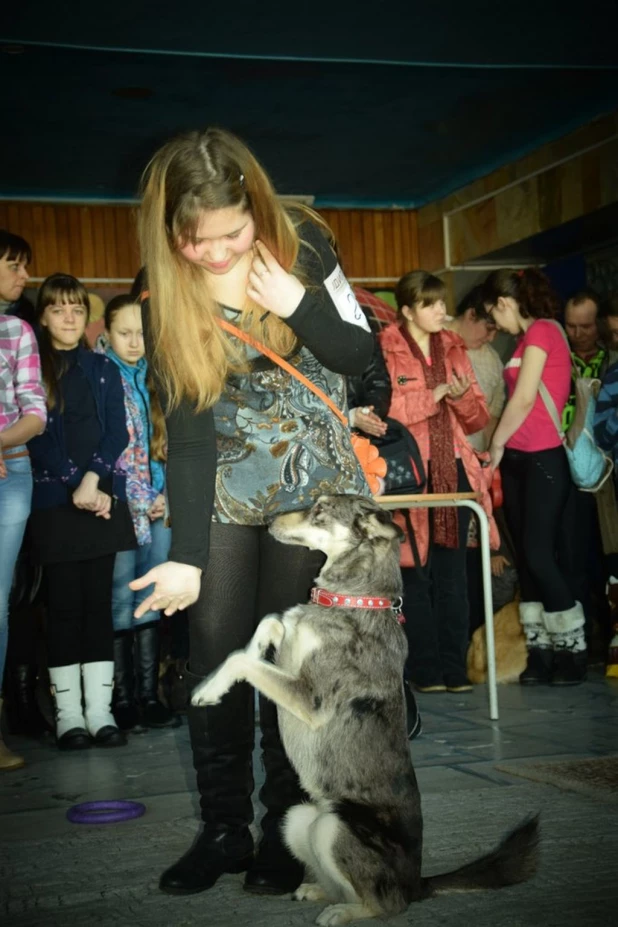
101, 295, 173, 731
28, 274, 135, 751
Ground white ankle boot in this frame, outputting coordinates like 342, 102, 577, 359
81, 662, 126, 747
49, 664, 91, 749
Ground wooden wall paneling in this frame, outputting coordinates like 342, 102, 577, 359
391, 213, 403, 276
103, 208, 119, 280
67, 207, 84, 279
43, 206, 59, 272
80, 207, 96, 279
32, 207, 49, 277
373, 212, 386, 277
90, 206, 107, 278
360, 211, 377, 278
54, 206, 72, 273
349, 210, 365, 278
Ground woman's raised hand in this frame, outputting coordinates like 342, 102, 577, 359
433, 384, 451, 403
130, 561, 202, 617
247, 241, 305, 319
447, 374, 471, 399
351, 406, 388, 438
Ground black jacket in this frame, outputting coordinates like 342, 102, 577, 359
347, 324, 392, 420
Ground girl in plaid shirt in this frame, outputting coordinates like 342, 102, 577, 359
0, 309, 47, 771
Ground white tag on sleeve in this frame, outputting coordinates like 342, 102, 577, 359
323, 264, 370, 331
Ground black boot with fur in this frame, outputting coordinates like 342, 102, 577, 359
519, 647, 553, 685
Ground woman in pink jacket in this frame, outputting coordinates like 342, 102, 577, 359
379, 271, 494, 693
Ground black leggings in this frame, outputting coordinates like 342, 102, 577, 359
189, 522, 324, 678
45, 554, 116, 668
501, 446, 574, 612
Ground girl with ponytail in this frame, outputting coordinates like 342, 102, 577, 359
483, 267, 585, 686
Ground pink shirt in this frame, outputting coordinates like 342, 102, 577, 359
0, 314, 47, 432
503, 319, 571, 452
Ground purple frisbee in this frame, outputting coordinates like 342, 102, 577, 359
66, 800, 146, 825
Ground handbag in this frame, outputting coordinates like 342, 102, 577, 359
515, 321, 613, 493
217, 318, 387, 494
370, 417, 426, 496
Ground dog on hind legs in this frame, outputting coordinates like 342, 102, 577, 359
191, 494, 539, 926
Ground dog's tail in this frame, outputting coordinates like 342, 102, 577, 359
423, 814, 539, 895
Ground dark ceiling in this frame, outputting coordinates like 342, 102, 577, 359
1, 2, 617, 207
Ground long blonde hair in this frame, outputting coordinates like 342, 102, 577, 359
138, 127, 324, 411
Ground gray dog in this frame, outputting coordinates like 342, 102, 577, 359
192, 494, 538, 926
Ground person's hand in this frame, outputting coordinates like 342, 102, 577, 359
148, 494, 166, 521
0, 440, 6, 480
351, 406, 388, 438
489, 442, 504, 471
72, 472, 100, 511
246, 241, 306, 319
93, 491, 112, 519
129, 561, 202, 618
433, 383, 450, 403
491, 554, 511, 577
447, 373, 471, 399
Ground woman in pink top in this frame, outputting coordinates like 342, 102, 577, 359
484, 268, 585, 686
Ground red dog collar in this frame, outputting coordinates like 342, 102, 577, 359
310, 587, 405, 624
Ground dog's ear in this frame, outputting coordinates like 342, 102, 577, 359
355, 508, 402, 542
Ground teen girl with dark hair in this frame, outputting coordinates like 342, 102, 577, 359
101, 295, 173, 731
28, 274, 135, 750
379, 271, 495, 694
483, 267, 584, 685
130, 127, 373, 897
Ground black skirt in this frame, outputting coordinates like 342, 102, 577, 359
29, 499, 137, 565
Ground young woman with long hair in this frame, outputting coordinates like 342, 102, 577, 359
379, 271, 495, 694
483, 268, 584, 685
28, 274, 136, 750
129, 128, 373, 897
100, 295, 173, 731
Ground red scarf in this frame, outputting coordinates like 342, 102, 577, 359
399, 324, 458, 547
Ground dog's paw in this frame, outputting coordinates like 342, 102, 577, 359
293, 882, 328, 903
316, 904, 374, 926
190, 676, 226, 706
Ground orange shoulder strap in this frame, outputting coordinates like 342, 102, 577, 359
217, 317, 348, 427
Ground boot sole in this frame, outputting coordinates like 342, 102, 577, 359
159, 857, 253, 895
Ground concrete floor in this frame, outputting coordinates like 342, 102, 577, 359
1, 672, 617, 927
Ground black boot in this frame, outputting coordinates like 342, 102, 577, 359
159, 670, 255, 895
519, 647, 553, 685
244, 695, 306, 896
551, 650, 588, 686
4, 664, 50, 736
135, 622, 174, 728
112, 632, 140, 731
135, 621, 174, 727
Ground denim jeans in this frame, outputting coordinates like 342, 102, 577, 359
111, 517, 172, 630
0, 448, 33, 681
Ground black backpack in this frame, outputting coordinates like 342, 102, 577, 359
371, 417, 426, 496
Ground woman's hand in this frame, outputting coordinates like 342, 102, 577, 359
93, 491, 112, 519
433, 383, 451, 403
0, 441, 6, 480
489, 442, 504, 471
72, 472, 100, 511
491, 554, 511, 577
246, 240, 305, 319
148, 494, 166, 521
351, 406, 388, 438
447, 373, 471, 399
130, 561, 202, 617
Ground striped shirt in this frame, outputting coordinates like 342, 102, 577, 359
0, 314, 47, 432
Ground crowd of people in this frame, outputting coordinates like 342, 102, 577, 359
1, 127, 617, 899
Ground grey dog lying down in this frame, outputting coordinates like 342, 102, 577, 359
192, 494, 538, 926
